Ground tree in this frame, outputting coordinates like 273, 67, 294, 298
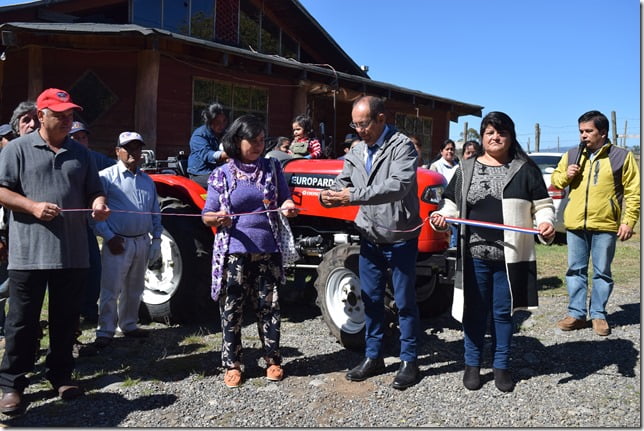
459, 128, 480, 142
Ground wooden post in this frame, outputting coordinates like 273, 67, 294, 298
27, 46, 43, 100
463, 121, 467, 142
535, 123, 540, 152
135, 50, 160, 153
611, 111, 617, 145
623, 120, 628, 147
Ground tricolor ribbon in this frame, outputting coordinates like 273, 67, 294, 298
61, 207, 301, 218
375, 216, 540, 235
444, 216, 540, 235
62, 208, 539, 235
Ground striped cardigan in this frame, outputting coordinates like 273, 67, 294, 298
434, 156, 555, 316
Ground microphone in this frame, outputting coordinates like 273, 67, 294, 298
573, 141, 586, 166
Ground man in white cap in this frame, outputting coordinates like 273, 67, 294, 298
0, 88, 110, 414
93, 131, 162, 349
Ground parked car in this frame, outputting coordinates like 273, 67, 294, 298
528, 152, 568, 243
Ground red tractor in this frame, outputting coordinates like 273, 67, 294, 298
141, 152, 454, 350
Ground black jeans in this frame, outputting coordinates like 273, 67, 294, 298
0, 269, 86, 393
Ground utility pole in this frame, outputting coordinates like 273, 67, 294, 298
527, 137, 531, 153
534, 123, 540, 152
623, 120, 627, 147
463, 121, 468, 142
611, 111, 617, 145
557, 136, 560, 152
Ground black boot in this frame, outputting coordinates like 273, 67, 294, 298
392, 361, 420, 390
463, 365, 481, 390
345, 357, 385, 382
493, 368, 514, 392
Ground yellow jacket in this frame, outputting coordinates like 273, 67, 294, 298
551, 143, 640, 232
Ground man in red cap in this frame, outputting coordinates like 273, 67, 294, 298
0, 88, 110, 415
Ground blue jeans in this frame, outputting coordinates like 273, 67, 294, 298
565, 230, 616, 320
359, 238, 420, 362
463, 257, 512, 370
449, 225, 458, 248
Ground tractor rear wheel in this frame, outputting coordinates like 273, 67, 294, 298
140, 200, 217, 324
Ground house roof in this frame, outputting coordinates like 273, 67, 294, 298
0, 20, 483, 121
0, 0, 369, 77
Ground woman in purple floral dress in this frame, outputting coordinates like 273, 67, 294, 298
202, 115, 298, 388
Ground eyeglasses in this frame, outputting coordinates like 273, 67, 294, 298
349, 119, 373, 130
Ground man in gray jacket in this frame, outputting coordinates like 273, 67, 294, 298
320, 95, 421, 389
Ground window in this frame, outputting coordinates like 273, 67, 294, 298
69, 71, 118, 125
281, 32, 298, 60
191, 0, 214, 39
131, 0, 301, 59
239, 0, 259, 49
132, 0, 216, 40
132, 0, 161, 28
395, 113, 433, 158
193, 78, 268, 129
163, 1, 189, 35
260, 14, 279, 55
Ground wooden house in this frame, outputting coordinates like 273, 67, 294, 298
0, 0, 482, 160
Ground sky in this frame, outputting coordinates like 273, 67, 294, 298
0, 0, 639, 152
299, 0, 640, 152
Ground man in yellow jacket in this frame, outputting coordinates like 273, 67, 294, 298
551, 110, 640, 336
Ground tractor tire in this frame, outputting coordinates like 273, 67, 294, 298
417, 282, 453, 318
315, 244, 366, 351
140, 201, 217, 324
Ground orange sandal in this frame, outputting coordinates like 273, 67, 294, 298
266, 364, 284, 381
224, 368, 242, 388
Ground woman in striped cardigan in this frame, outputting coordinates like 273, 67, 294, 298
430, 111, 555, 392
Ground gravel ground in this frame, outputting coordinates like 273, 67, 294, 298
0, 281, 639, 428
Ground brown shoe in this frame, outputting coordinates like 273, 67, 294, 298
592, 319, 611, 336
557, 316, 589, 331
266, 364, 284, 382
53, 382, 84, 400
0, 391, 23, 415
224, 368, 242, 388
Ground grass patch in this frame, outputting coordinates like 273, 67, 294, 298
536, 230, 640, 297
122, 376, 142, 387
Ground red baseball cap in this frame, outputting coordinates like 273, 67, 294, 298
36, 88, 82, 112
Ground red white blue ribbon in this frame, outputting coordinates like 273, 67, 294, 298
444, 216, 539, 235
60, 207, 298, 218
62, 208, 539, 235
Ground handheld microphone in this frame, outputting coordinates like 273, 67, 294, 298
573, 141, 586, 166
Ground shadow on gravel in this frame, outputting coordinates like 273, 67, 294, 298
2, 392, 177, 427
284, 347, 362, 377
416, 313, 466, 377
537, 276, 564, 291
513, 335, 638, 384
608, 302, 640, 327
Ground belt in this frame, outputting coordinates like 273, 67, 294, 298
116, 233, 148, 238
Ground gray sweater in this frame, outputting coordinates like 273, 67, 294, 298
330, 126, 421, 244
